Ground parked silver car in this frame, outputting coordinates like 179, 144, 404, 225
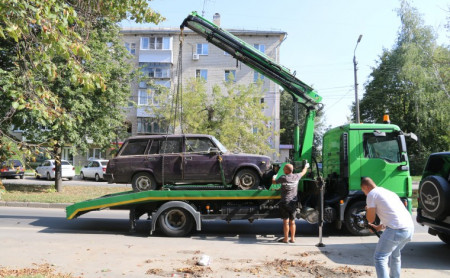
35, 160, 75, 180
80, 159, 108, 182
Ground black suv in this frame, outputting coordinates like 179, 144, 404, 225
417, 152, 450, 244
105, 134, 272, 192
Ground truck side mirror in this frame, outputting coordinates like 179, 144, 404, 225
399, 134, 407, 153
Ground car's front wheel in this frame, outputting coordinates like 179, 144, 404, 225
80, 172, 85, 180
233, 169, 260, 190
132, 172, 157, 192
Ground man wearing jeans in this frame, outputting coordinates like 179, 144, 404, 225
360, 177, 414, 278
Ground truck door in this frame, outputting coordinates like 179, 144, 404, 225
359, 130, 409, 195
183, 136, 220, 183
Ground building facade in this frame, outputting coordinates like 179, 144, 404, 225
120, 15, 286, 160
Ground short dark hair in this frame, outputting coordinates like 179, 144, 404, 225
361, 176, 376, 187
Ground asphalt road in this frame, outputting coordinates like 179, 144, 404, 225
0, 207, 448, 278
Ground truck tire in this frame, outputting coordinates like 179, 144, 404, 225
158, 208, 194, 237
234, 169, 260, 190
344, 201, 372, 236
132, 172, 157, 192
419, 175, 450, 219
438, 233, 450, 245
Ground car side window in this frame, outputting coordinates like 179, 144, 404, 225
121, 140, 149, 156
160, 138, 182, 154
44, 161, 50, 167
149, 140, 159, 154
185, 138, 215, 153
92, 162, 99, 167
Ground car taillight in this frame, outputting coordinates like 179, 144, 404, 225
72, 167, 75, 170
102, 167, 106, 172
52, 168, 55, 171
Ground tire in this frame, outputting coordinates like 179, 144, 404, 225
68, 177, 73, 181
233, 169, 260, 190
46, 172, 51, 181
80, 172, 85, 180
419, 175, 450, 219
20, 175, 24, 179
158, 208, 194, 237
344, 201, 373, 236
438, 233, 450, 245
132, 172, 157, 192
95, 174, 100, 182
35, 173, 40, 179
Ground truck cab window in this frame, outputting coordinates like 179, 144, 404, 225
363, 133, 401, 162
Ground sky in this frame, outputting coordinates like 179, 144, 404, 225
120, 0, 449, 128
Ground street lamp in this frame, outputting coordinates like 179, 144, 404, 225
353, 34, 362, 123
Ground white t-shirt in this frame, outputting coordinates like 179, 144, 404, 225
366, 187, 414, 229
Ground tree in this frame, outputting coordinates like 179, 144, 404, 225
154, 77, 273, 155
0, 1, 164, 190
356, 1, 450, 174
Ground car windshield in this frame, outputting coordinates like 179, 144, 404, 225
2, 160, 22, 167
211, 137, 228, 153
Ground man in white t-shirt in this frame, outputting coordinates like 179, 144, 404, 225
361, 177, 414, 278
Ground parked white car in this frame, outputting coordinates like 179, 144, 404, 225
80, 159, 108, 182
35, 160, 75, 180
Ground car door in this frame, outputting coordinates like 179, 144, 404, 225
159, 137, 183, 184
183, 137, 221, 183
84, 161, 93, 178
114, 139, 151, 182
90, 161, 100, 178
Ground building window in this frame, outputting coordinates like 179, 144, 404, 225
138, 90, 149, 106
196, 43, 209, 55
141, 37, 171, 50
140, 62, 170, 79
88, 148, 105, 160
254, 71, 265, 82
137, 117, 164, 134
125, 42, 136, 54
225, 70, 236, 82
254, 44, 265, 53
196, 69, 208, 81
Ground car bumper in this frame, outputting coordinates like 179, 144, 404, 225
104, 173, 114, 183
0, 171, 24, 178
417, 208, 450, 234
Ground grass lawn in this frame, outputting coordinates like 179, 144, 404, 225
1, 184, 129, 203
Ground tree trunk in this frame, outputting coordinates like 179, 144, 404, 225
54, 145, 62, 192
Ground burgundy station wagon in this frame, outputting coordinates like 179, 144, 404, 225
104, 134, 272, 192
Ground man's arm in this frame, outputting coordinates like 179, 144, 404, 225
366, 207, 376, 224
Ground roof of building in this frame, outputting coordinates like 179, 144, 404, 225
120, 27, 286, 37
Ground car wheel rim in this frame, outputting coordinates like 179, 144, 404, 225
240, 174, 255, 189
136, 176, 152, 190
164, 209, 186, 230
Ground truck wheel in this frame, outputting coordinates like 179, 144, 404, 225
419, 175, 450, 219
132, 172, 157, 192
438, 233, 450, 245
234, 169, 260, 190
344, 201, 372, 236
158, 208, 194, 237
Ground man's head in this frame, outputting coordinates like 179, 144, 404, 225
283, 164, 294, 175
360, 177, 377, 195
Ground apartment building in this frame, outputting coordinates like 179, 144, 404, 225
121, 14, 286, 159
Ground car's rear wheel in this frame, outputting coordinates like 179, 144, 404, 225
132, 172, 157, 192
233, 169, 260, 190
80, 172, 85, 180
19, 175, 24, 179
46, 172, 51, 181
95, 174, 100, 182
158, 208, 194, 237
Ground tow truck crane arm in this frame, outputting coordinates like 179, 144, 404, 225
181, 12, 323, 163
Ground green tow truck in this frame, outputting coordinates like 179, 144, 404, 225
66, 12, 415, 237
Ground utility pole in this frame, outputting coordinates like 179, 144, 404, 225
353, 34, 362, 123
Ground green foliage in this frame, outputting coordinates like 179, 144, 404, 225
357, 1, 450, 174
154, 78, 273, 155
0, 0, 163, 190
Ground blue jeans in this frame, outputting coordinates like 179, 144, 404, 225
374, 226, 413, 278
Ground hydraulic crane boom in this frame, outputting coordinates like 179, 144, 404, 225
181, 12, 323, 163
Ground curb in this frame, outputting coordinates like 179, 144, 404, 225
0, 201, 72, 209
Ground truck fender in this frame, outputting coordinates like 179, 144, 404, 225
339, 192, 365, 221
150, 201, 201, 235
